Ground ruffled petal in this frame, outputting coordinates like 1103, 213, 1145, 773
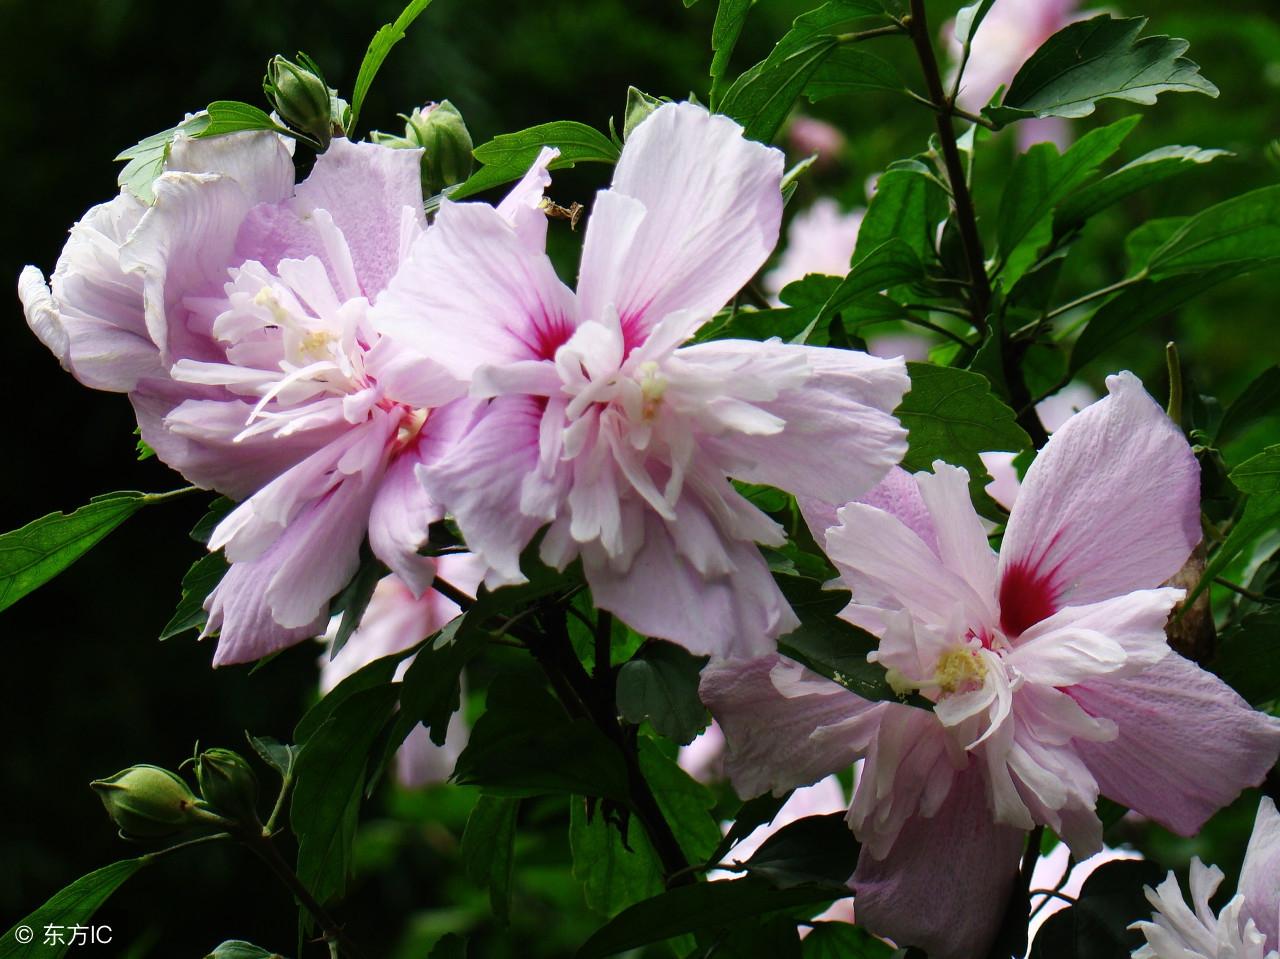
495, 145, 558, 249
372, 200, 577, 377
997, 372, 1201, 632
1070, 653, 1280, 836
852, 766, 1026, 959
700, 654, 885, 797
576, 102, 783, 345
1241, 796, 1280, 953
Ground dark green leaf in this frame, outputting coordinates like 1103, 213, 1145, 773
428, 934, 467, 959
815, 239, 925, 331
737, 813, 860, 889
1, 860, 146, 959
720, 37, 838, 143
996, 118, 1140, 280
1068, 266, 1247, 376
452, 122, 620, 199
896, 363, 1032, 512
774, 577, 900, 702
575, 877, 838, 959
204, 943, 284, 959
804, 47, 901, 101
0, 491, 160, 614
704, 915, 803, 959
392, 618, 483, 749
710, 0, 754, 105
640, 740, 721, 864
462, 796, 519, 923
953, 0, 997, 46
246, 735, 301, 782
1217, 367, 1280, 453
709, 792, 794, 867
190, 497, 236, 544
453, 672, 630, 800
294, 649, 403, 743
854, 164, 948, 265
987, 16, 1218, 125
349, 0, 437, 130
1056, 144, 1231, 233
327, 550, 386, 660
159, 552, 229, 641
616, 643, 710, 745
1213, 608, 1280, 707
1029, 859, 1166, 959
1146, 184, 1280, 278
570, 797, 664, 917
1182, 493, 1280, 614
1231, 446, 1280, 494
803, 923, 893, 958
1125, 217, 1187, 273
291, 684, 399, 904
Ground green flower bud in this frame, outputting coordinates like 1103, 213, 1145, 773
403, 100, 474, 197
90, 765, 206, 839
623, 87, 665, 140
264, 55, 336, 149
194, 748, 260, 826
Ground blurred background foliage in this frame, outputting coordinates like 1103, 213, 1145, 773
1, 0, 1277, 955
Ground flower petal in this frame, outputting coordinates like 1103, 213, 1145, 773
699, 654, 884, 797
852, 765, 1026, 959
1070, 652, 1280, 836
1241, 796, 1280, 953
997, 372, 1201, 631
577, 102, 783, 344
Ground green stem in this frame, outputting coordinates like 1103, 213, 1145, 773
1165, 342, 1183, 426
834, 22, 907, 44
139, 831, 233, 864
1044, 273, 1145, 321
1214, 577, 1274, 604
141, 486, 202, 504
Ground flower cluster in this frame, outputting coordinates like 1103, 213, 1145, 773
20, 92, 1280, 959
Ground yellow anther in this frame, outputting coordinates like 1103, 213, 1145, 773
299, 330, 336, 358
253, 287, 293, 326
933, 647, 988, 695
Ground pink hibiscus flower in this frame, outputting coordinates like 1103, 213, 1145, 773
701, 372, 1280, 958
20, 129, 473, 665
372, 101, 910, 660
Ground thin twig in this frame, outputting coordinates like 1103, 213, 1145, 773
1215, 577, 1275, 604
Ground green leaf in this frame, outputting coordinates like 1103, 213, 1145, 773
570, 797, 665, 917
390, 618, 482, 751
854, 163, 948, 265
349, 0, 437, 131
710, 0, 754, 105
194, 101, 290, 139
896, 363, 1032, 511
453, 672, 630, 801
802, 923, 893, 958
115, 122, 192, 203
953, 0, 997, 46
987, 15, 1218, 125
575, 877, 838, 959
804, 47, 901, 101
1055, 144, 1231, 233
1231, 446, 1280, 494
1145, 184, 1280, 279
246, 734, 301, 782
1, 859, 146, 959
814, 239, 924, 332
451, 121, 620, 199
291, 684, 399, 904
294, 648, 404, 743
720, 37, 838, 143
190, 497, 236, 545
736, 813, 860, 889
774, 577, 901, 703
159, 552, 229, 641
996, 118, 1141, 280
0, 491, 161, 614
616, 643, 709, 745
708, 792, 793, 867
1184, 493, 1280, 610
1068, 266, 1251, 376
204, 943, 285, 959
327, 549, 386, 660
462, 796, 519, 923
1029, 859, 1166, 959
1217, 367, 1280, 454
1125, 217, 1187, 273
1213, 608, 1280, 707
704, 915, 802, 959
639, 740, 721, 864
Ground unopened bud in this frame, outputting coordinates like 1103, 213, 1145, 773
623, 87, 664, 140
402, 100, 474, 196
194, 748, 260, 826
264, 55, 336, 149
90, 765, 207, 839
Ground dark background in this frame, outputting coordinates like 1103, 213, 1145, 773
2, 1, 1278, 956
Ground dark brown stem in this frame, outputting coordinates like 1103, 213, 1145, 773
905, 0, 990, 333
241, 829, 364, 959
594, 610, 614, 699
